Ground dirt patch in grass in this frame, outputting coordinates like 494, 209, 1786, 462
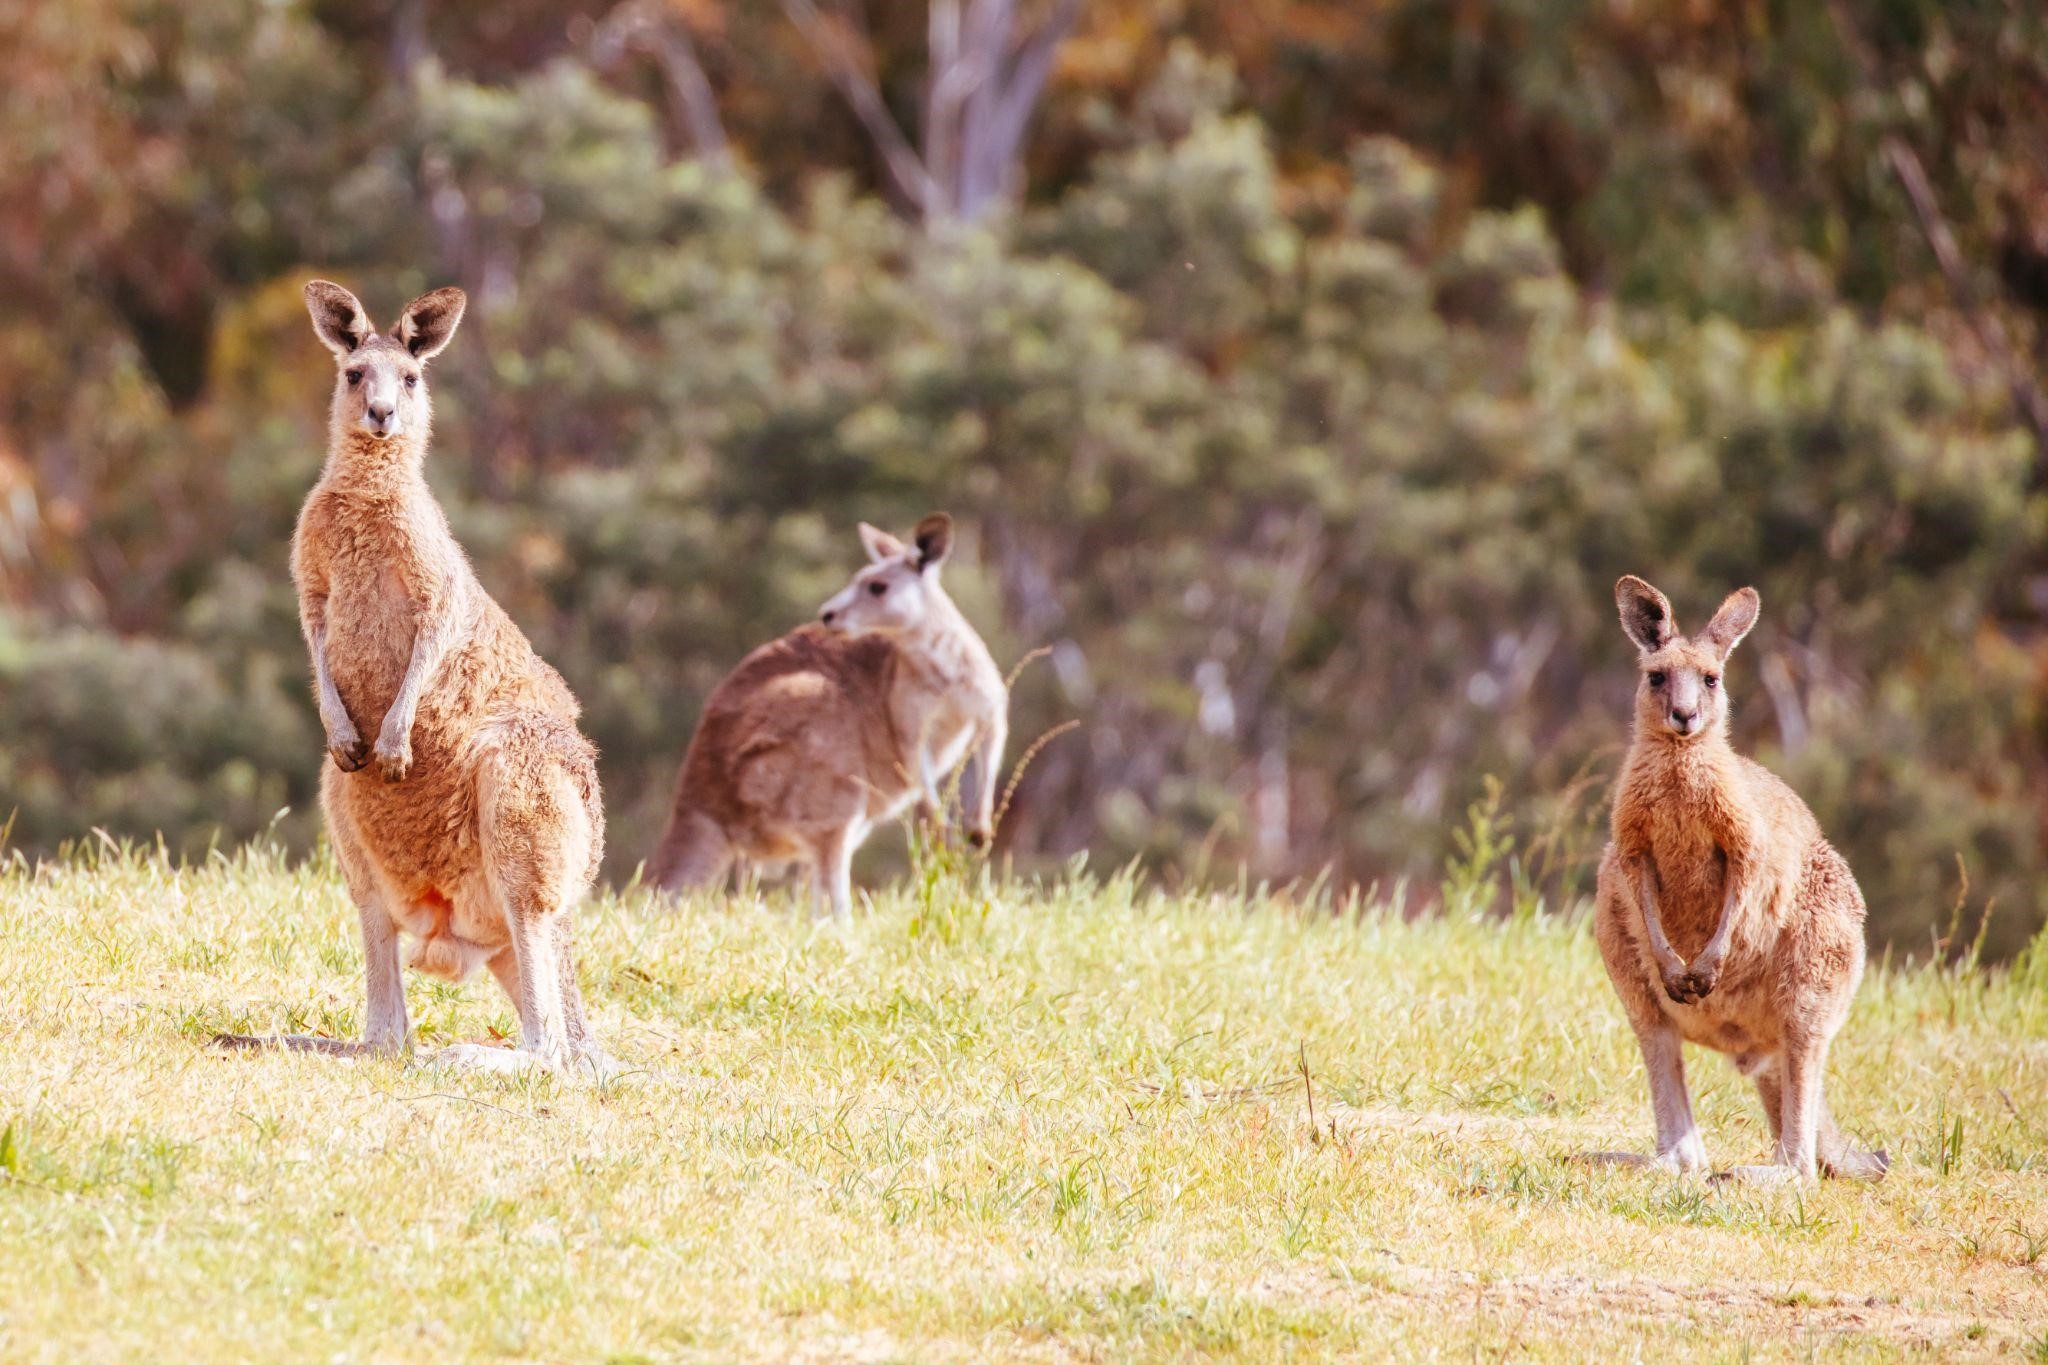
1252, 1262, 2023, 1356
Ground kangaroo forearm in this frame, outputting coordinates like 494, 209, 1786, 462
384, 609, 455, 734
1633, 860, 1686, 976
973, 723, 1008, 825
305, 619, 355, 735
1695, 870, 1745, 967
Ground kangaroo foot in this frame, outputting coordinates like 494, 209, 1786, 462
1574, 1144, 1706, 1175
212, 1032, 403, 1058
565, 1043, 628, 1083
1821, 1145, 1890, 1182
1710, 1163, 1811, 1188
423, 1042, 555, 1076
425, 1041, 629, 1083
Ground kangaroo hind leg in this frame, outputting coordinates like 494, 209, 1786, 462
448, 744, 610, 1078
213, 803, 408, 1059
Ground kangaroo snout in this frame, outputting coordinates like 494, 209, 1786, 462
816, 584, 858, 631
1667, 707, 1700, 735
362, 402, 397, 437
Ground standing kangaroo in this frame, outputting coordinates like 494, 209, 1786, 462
1591, 576, 1887, 1184
217, 281, 611, 1076
647, 514, 1008, 920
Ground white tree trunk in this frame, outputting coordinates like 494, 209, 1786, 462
782, 0, 1083, 224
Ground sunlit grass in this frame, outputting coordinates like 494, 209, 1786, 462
0, 840, 2044, 1359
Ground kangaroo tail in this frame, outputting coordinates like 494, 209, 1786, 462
212, 1033, 398, 1058
647, 805, 734, 897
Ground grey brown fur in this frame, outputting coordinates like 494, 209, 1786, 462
648, 514, 1008, 919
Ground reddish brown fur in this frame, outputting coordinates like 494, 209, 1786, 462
1590, 576, 1886, 1183
219, 281, 612, 1075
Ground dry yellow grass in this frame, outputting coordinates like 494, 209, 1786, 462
0, 841, 2044, 1360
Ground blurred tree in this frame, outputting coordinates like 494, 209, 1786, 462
2, 0, 2044, 957
778, 0, 1083, 223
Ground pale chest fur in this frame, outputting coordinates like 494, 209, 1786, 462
887, 629, 1001, 770
1615, 742, 1817, 960
296, 483, 457, 729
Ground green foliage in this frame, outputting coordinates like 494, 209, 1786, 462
0, 612, 316, 854
1, 3, 2044, 954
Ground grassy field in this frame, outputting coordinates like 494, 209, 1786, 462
1, 842, 2045, 1361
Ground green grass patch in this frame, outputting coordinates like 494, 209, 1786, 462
0, 845, 2043, 1358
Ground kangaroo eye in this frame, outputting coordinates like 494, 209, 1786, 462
405, 374, 418, 390
1647, 671, 1666, 688
868, 582, 888, 597
1704, 674, 1719, 689
345, 369, 363, 386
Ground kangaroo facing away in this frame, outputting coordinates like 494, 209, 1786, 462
1590, 576, 1886, 1184
216, 281, 611, 1077
647, 514, 1008, 920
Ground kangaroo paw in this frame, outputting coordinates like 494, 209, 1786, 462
1660, 970, 1707, 1005
374, 739, 413, 783
328, 737, 370, 772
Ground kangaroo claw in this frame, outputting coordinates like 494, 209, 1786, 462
375, 740, 413, 783
1660, 960, 1719, 1005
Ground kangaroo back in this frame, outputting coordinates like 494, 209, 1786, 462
651, 626, 902, 892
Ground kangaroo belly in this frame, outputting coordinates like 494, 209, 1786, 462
390, 882, 503, 980
327, 755, 486, 893
1667, 992, 1778, 1055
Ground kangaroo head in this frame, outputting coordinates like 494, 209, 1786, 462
1615, 575, 1759, 742
819, 513, 956, 635
305, 281, 466, 445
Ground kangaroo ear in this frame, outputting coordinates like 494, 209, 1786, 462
305, 281, 373, 357
392, 287, 467, 360
1616, 575, 1676, 653
911, 513, 953, 572
858, 522, 906, 564
1699, 586, 1760, 658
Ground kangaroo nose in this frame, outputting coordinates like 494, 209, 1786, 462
821, 609, 837, 625
367, 401, 394, 422
1670, 708, 1696, 728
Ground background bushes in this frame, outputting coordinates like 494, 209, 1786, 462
3, 1, 2045, 953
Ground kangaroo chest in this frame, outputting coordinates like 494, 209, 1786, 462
1643, 821, 1731, 956
307, 497, 443, 724
1620, 770, 1745, 955
890, 678, 980, 768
